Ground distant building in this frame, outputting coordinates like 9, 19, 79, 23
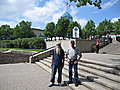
32, 28, 44, 37
61, 11, 73, 22
32, 11, 73, 38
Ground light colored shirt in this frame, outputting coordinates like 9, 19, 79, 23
66, 47, 82, 60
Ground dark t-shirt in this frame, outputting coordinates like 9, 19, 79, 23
52, 48, 64, 66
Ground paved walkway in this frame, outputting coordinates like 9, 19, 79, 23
82, 53, 120, 65
0, 63, 71, 90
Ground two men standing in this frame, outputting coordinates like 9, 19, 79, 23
49, 40, 82, 87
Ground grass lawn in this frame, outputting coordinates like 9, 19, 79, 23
0, 48, 45, 52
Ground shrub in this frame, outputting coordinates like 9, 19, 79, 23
0, 37, 46, 49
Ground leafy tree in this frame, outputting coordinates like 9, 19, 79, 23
96, 19, 114, 36
84, 20, 95, 39
0, 24, 12, 39
113, 20, 120, 34
55, 18, 70, 39
68, 0, 102, 9
68, 21, 81, 38
44, 22, 55, 40
13, 20, 35, 39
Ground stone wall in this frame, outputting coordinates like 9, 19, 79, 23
46, 39, 96, 52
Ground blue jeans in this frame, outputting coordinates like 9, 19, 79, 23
50, 64, 62, 83
69, 61, 78, 83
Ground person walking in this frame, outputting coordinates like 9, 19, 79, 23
95, 40, 101, 54
66, 40, 82, 86
49, 43, 65, 87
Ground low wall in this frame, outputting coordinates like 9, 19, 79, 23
46, 39, 75, 51
76, 39, 95, 52
46, 39, 96, 52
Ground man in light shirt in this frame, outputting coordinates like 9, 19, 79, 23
66, 40, 82, 86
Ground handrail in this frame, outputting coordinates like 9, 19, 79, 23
31, 46, 55, 56
29, 46, 55, 63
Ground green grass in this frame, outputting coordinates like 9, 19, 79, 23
0, 48, 45, 52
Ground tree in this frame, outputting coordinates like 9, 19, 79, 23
96, 19, 114, 36
84, 20, 95, 39
0, 24, 12, 39
55, 18, 70, 39
113, 20, 120, 34
68, 21, 81, 38
68, 0, 102, 9
13, 20, 35, 38
44, 22, 55, 40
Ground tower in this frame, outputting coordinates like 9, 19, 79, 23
61, 11, 73, 22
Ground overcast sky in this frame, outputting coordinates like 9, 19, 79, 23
0, 0, 120, 29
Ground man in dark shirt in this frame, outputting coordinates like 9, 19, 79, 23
49, 43, 64, 87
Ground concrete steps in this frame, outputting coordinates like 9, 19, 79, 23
35, 62, 90, 90
79, 62, 120, 75
43, 58, 120, 90
37, 61, 107, 90
36, 58, 117, 90
99, 40, 120, 55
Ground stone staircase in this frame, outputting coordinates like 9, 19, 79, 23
35, 56, 120, 90
100, 40, 120, 55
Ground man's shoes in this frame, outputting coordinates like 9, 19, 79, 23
48, 83, 54, 87
67, 81, 72, 84
58, 83, 62, 87
75, 82, 78, 87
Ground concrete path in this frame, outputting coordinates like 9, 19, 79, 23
82, 53, 120, 65
0, 63, 71, 90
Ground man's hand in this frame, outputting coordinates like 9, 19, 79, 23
62, 63, 64, 68
74, 60, 78, 64
67, 59, 70, 63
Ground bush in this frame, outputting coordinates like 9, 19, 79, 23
0, 37, 46, 49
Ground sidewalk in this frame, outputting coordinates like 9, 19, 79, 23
0, 63, 71, 90
82, 53, 120, 65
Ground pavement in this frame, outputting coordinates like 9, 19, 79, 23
0, 53, 120, 90
0, 63, 71, 90
82, 53, 120, 65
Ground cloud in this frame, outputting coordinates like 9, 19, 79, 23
73, 17, 88, 27
24, 0, 66, 24
0, 20, 17, 28
0, 0, 35, 19
102, 0, 119, 9
111, 17, 120, 22
70, 6, 78, 17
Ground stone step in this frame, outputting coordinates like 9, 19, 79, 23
78, 65, 120, 83
79, 62, 120, 76
35, 62, 90, 90
44, 58, 120, 90
80, 59, 120, 70
39, 60, 108, 90
47, 57, 120, 70
45, 58, 120, 83
47, 56, 120, 73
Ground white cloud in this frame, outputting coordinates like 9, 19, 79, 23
111, 17, 120, 22
73, 17, 88, 27
102, 0, 119, 9
24, 0, 66, 24
0, 20, 17, 28
70, 6, 78, 17
0, 0, 35, 19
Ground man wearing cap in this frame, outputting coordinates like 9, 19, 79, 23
49, 43, 65, 87
66, 40, 82, 86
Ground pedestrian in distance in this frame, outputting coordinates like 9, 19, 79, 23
49, 43, 65, 87
66, 40, 82, 87
95, 40, 101, 54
